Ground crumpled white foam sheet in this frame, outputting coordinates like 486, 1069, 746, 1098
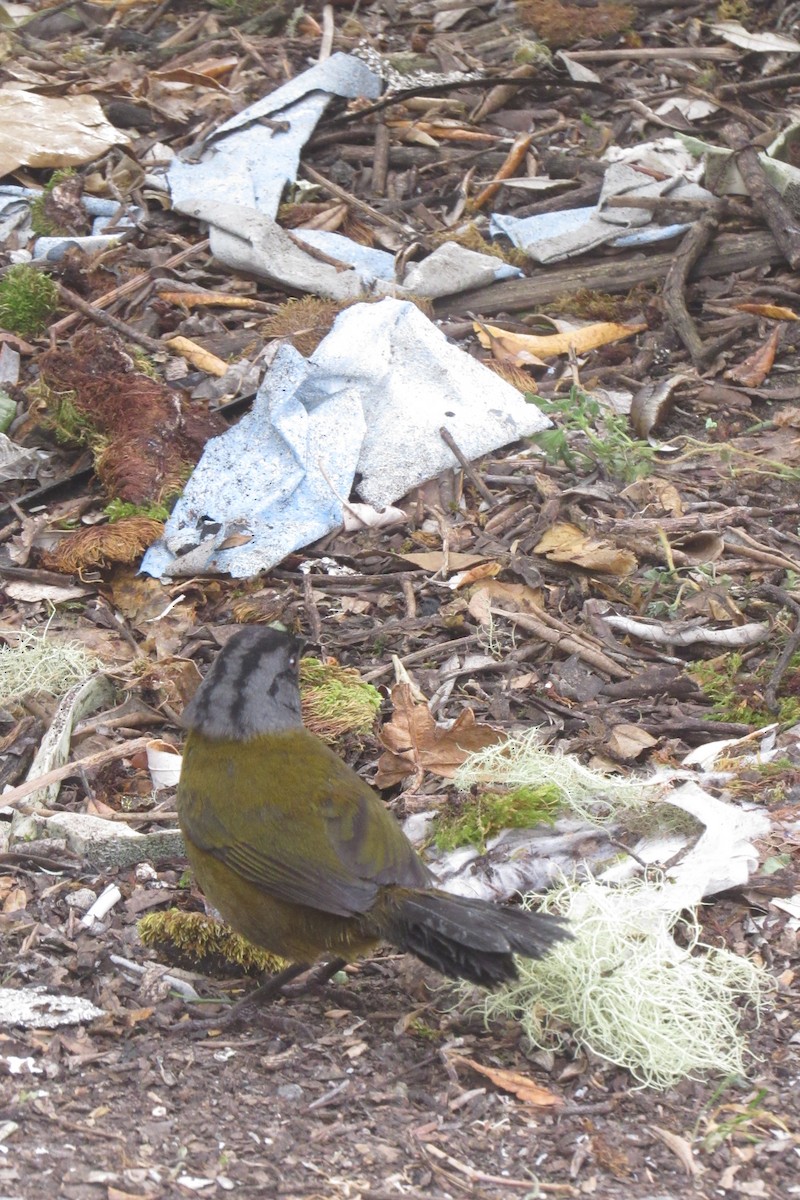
141, 299, 550, 579
166, 53, 383, 295
491, 162, 714, 264
165, 53, 523, 300
169, 52, 381, 223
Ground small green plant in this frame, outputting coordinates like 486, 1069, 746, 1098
0, 265, 59, 337
299, 656, 381, 739
698, 1086, 783, 1153
29, 168, 77, 236
716, 0, 750, 22
434, 785, 561, 852
409, 1019, 442, 1041
529, 387, 656, 482
104, 498, 171, 523
138, 909, 287, 975
690, 652, 800, 726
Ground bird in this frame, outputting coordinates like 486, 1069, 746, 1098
177, 627, 568, 993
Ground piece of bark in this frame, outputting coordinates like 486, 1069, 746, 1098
734, 145, 800, 269
662, 207, 721, 367
438, 230, 781, 316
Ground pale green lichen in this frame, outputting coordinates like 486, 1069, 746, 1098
455, 730, 661, 824
463, 876, 770, 1089
0, 628, 100, 704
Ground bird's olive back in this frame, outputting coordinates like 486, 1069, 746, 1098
182, 627, 304, 740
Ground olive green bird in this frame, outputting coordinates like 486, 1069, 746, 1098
177, 627, 568, 989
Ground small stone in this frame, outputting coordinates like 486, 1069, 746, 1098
64, 887, 97, 912
276, 1083, 304, 1103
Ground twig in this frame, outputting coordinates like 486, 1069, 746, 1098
757, 584, 800, 713
718, 70, 800, 98
439, 426, 496, 507
302, 163, 416, 240
362, 635, 481, 682
732, 140, 800, 269
48, 239, 210, 338
302, 571, 322, 645
372, 120, 390, 198
662, 207, 721, 367
55, 284, 164, 354
1, 737, 151, 812
491, 607, 631, 679
318, 2, 334, 61
441, 229, 781, 316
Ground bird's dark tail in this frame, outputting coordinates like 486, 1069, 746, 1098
383, 889, 570, 987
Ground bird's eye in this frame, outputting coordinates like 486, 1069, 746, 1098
288, 655, 297, 668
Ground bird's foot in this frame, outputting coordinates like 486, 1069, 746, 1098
169, 962, 314, 1038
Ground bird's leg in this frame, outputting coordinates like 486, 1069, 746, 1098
280, 957, 348, 997
171, 961, 313, 1037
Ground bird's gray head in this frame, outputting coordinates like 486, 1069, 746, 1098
182, 627, 304, 740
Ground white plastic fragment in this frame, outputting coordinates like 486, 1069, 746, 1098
681, 122, 800, 200
146, 739, 182, 790
491, 161, 713, 263
0, 433, 50, 482
0, 985, 104, 1029
167, 53, 383, 294
80, 882, 123, 927
712, 20, 800, 52
142, 298, 549, 578
601, 780, 771, 902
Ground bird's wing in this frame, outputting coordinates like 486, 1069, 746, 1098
179, 734, 431, 919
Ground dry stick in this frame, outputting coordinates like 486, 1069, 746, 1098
49, 239, 210, 339
662, 207, 721, 368
568, 46, 736, 62
440, 229, 781, 316
734, 144, 800, 269
302, 163, 414, 240
718, 70, 800, 98
491, 608, 631, 679
372, 120, 390, 198
1, 737, 152, 812
302, 571, 322, 644
439, 426, 496, 507
758, 584, 800, 713
55, 284, 164, 354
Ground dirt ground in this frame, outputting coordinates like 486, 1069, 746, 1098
0, 873, 797, 1199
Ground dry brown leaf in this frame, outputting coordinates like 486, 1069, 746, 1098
724, 325, 780, 387
474, 321, 545, 366
621, 477, 684, 517
400, 551, 492, 572
375, 682, 505, 787
607, 723, 658, 759
449, 561, 502, 589
453, 1055, 563, 1107
151, 67, 229, 91
671, 531, 724, 564
772, 406, 800, 428
734, 302, 798, 320
1, 883, 28, 913
650, 1125, 701, 1177
475, 319, 646, 361
534, 522, 637, 575
468, 580, 543, 625
629, 374, 693, 438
